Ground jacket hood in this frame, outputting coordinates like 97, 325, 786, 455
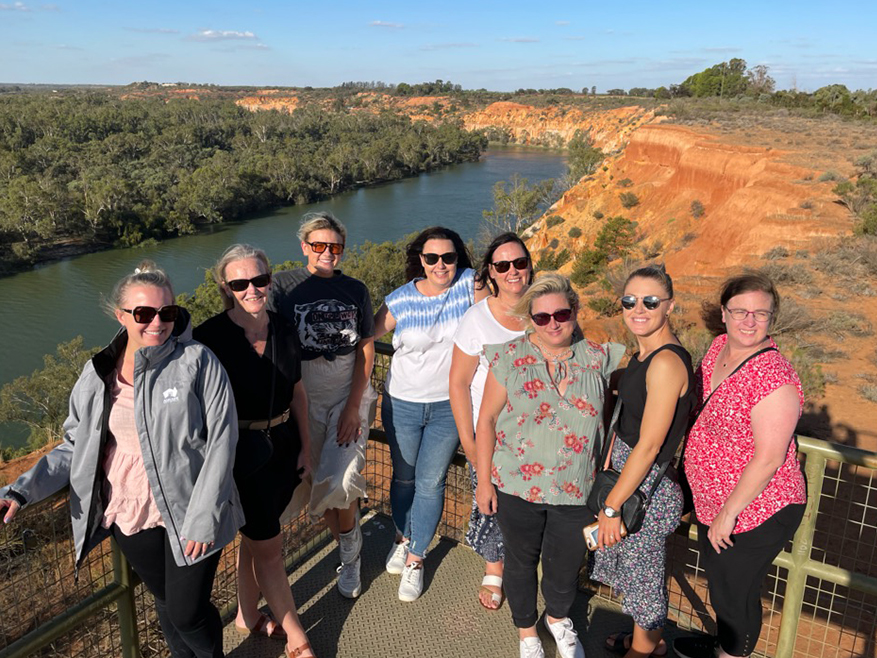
92, 307, 194, 379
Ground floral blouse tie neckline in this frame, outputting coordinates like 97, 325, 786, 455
534, 337, 574, 386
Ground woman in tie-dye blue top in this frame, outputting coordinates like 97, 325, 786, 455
374, 226, 487, 602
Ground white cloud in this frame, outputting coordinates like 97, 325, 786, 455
500, 37, 539, 43
0, 2, 30, 10
555, 20, 570, 25
189, 29, 258, 42
370, 20, 403, 28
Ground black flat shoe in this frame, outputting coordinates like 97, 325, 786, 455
672, 635, 718, 658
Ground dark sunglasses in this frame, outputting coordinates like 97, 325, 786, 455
306, 241, 344, 255
421, 251, 459, 266
226, 274, 271, 292
621, 295, 670, 311
530, 308, 574, 326
491, 256, 530, 273
121, 305, 180, 324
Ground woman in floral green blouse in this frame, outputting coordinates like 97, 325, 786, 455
476, 273, 624, 658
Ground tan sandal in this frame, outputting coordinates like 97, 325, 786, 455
235, 612, 287, 640
478, 574, 504, 610
287, 642, 314, 658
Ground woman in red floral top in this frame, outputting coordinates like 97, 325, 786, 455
476, 273, 624, 658
673, 273, 807, 658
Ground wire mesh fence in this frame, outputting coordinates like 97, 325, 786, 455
1, 345, 876, 658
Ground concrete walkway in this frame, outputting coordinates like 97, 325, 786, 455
223, 511, 687, 658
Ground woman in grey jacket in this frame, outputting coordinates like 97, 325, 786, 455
0, 261, 243, 658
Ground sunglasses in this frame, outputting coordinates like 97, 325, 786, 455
226, 274, 271, 292
491, 256, 530, 273
421, 251, 459, 266
621, 295, 670, 311
531, 308, 574, 326
306, 241, 344, 255
121, 305, 180, 324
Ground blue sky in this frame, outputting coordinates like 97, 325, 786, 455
1, 1, 875, 92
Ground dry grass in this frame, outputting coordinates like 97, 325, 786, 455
858, 384, 877, 403
757, 262, 813, 286
822, 311, 875, 340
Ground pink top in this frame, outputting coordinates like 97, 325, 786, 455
101, 373, 164, 534
685, 334, 807, 533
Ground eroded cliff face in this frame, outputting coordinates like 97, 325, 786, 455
528, 124, 851, 277
236, 93, 300, 113
463, 102, 658, 149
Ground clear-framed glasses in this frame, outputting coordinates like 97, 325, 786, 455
724, 307, 773, 323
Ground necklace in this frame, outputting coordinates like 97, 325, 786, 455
535, 337, 573, 385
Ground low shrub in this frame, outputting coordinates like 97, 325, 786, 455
619, 192, 640, 209
818, 170, 844, 182
537, 248, 571, 270
858, 384, 877, 403
762, 246, 789, 260
771, 298, 814, 336
690, 199, 705, 219
757, 262, 813, 286
546, 215, 565, 229
568, 227, 583, 239
617, 178, 634, 188
587, 296, 620, 317
593, 210, 604, 220
549, 238, 560, 249
822, 311, 875, 339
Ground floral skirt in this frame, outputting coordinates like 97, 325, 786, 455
465, 462, 504, 563
590, 439, 682, 630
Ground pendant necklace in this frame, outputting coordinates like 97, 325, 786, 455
535, 337, 573, 385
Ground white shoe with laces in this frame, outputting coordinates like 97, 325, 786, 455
520, 636, 545, 658
385, 537, 409, 574
544, 616, 585, 658
337, 521, 363, 598
397, 560, 424, 602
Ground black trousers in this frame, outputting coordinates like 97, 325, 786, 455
495, 489, 594, 628
112, 525, 224, 658
697, 503, 805, 657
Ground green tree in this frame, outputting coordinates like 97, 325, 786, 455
483, 174, 555, 234
0, 337, 100, 450
566, 130, 604, 181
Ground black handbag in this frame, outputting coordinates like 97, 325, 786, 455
586, 399, 669, 535
233, 323, 277, 480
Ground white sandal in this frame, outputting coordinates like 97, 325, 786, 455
479, 574, 504, 610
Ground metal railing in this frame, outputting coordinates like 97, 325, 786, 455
1, 341, 875, 658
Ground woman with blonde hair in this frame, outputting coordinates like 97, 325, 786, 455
476, 272, 624, 658
194, 244, 315, 658
1, 261, 241, 658
269, 212, 377, 601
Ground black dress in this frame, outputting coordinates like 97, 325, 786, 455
194, 310, 302, 541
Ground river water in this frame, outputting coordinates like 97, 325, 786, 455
0, 146, 565, 446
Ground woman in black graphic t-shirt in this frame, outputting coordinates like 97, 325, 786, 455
269, 211, 377, 601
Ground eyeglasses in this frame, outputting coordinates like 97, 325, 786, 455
531, 308, 574, 326
724, 307, 773, 323
621, 295, 671, 311
306, 241, 344, 255
421, 251, 459, 266
121, 305, 180, 324
491, 256, 530, 273
226, 274, 271, 292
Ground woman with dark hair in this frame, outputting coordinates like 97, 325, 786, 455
591, 263, 695, 658
194, 244, 315, 658
449, 232, 533, 610
374, 226, 487, 602
1, 261, 241, 658
673, 273, 806, 658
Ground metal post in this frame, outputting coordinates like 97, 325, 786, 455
774, 451, 825, 658
112, 538, 141, 658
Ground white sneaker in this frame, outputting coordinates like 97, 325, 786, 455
397, 561, 424, 602
544, 616, 585, 658
336, 555, 362, 598
385, 537, 409, 574
520, 636, 545, 658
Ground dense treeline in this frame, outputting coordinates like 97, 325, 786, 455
0, 93, 486, 271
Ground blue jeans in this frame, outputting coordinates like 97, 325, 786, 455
383, 394, 460, 558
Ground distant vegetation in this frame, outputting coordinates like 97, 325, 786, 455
0, 94, 486, 272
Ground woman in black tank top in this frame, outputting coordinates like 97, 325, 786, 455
591, 264, 695, 658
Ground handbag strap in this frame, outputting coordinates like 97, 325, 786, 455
675, 345, 778, 463
265, 319, 278, 434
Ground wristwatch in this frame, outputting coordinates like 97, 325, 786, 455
603, 505, 620, 518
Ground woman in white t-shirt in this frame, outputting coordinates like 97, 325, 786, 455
449, 233, 533, 611
374, 226, 488, 602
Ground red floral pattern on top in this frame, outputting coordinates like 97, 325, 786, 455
484, 334, 625, 506
685, 334, 807, 533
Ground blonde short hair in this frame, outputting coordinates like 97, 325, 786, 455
103, 260, 173, 317
297, 211, 347, 243
212, 244, 270, 310
512, 272, 579, 329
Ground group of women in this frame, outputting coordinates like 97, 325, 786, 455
0, 213, 808, 658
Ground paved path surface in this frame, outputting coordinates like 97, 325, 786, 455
223, 511, 685, 658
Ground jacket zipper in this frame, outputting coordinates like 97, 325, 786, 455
139, 359, 188, 561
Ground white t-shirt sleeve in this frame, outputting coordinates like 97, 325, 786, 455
453, 302, 488, 356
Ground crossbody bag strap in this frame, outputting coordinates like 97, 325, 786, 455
266, 320, 278, 432
597, 396, 624, 472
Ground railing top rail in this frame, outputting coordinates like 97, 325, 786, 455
797, 435, 877, 469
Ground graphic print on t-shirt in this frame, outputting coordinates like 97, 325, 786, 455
293, 299, 360, 353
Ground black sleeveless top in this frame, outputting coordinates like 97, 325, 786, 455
616, 343, 695, 465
